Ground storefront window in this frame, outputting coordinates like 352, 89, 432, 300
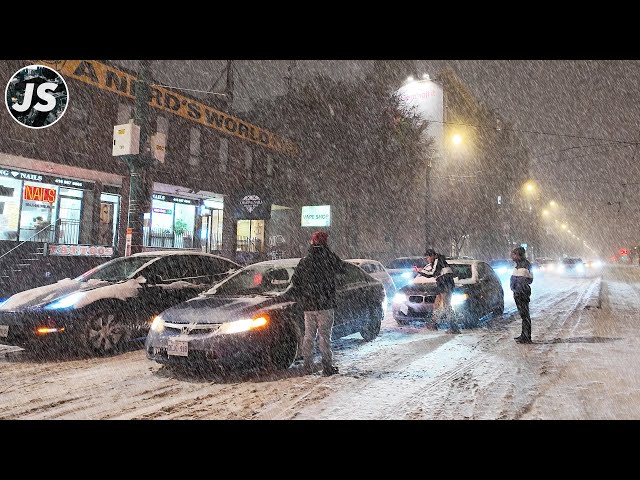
19, 182, 58, 242
237, 219, 264, 252
58, 188, 83, 244
200, 198, 223, 252
145, 196, 196, 249
0, 177, 21, 241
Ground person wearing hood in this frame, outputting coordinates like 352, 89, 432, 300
290, 231, 347, 376
510, 246, 534, 344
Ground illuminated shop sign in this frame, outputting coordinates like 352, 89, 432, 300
24, 185, 56, 203
152, 207, 172, 214
301, 205, 331, 227
1, 168, 88, 189
152, 193, 195, 205
48, 245, 114, 256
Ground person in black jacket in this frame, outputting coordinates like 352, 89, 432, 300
290, 231, 347, 376
510, 246, 534, 344
415, 248, 460, 334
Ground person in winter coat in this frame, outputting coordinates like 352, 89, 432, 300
414, 248, 461, 334
510, 246, 534, 344
290, 231, 348, 376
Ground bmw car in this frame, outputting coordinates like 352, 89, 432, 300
392, 259, 504, 328
145, 258, 385, 373
0, 252, 239, 355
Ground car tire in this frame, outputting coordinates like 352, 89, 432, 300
459, 308, 479, 329
266, 323, 299, 371
80, 309, 129, 356
492, 298, 505, 315
361, 304, 383, 341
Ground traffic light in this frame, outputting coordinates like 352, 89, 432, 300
619, 248, 629, 256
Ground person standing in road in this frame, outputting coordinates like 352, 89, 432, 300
290, 231, 348, 376
510, 246, 534, 344
414, 248, 461, 334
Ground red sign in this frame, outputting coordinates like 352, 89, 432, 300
48, 245, 114, 257
24, 185, 57, 203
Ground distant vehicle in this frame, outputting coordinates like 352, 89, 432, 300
346, 258, 396, 302
557, 257, 586, 277
385, 256, 427, 290
392, 259, 504, 328
0, 251, 240, 355
535, 257, 556, 274
584, 258, 604, 271
489, 259, 513, 283
145, 258, 385, 373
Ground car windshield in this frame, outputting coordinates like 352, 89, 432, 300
451, 264, 473, 280
76, 256, 159, 282
388, 258, 426, 269
207, 264, 295, 296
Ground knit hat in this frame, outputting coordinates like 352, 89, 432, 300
311, 231, 329, 246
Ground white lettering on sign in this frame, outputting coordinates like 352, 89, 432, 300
241, 195, 263, 213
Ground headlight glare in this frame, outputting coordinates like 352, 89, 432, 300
218, 315, 269, 334
451, 293, 468, 306
43, 291, 85, 310
393, 293, 408, 303
150, 315, 165, 333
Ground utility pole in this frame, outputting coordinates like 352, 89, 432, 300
125, 60, 154, 255
224, 60, 234, 113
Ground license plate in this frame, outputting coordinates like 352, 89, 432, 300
0, 325, 8, 338
167, 339, 188, 357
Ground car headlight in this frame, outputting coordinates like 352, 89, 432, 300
557, 264, 565, 272
43, 291, 85, 310
393, 293, 408, 303
150, 315, 165, 333
497, 267, 508, 275
451, 293, 468, 306
401, 271, 413, 279
218, 315, 269, 334
576, 264, 584, 272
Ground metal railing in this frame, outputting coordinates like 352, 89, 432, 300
143, 227, 194, 249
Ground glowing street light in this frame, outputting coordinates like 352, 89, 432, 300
561, 224, 568, 230
452, 133, 463, 145
549, 200, 557, 207
542, 209, 550, 216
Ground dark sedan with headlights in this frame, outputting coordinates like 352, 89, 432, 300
0, 251, 239, 355
145, 258, 385, 373
392, 259, 504, 328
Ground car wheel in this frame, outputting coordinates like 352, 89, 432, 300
459, 308, 479, 329
361, 304, 383, 341
492, 298, 505, 315
80, 310, 128, 355
266, 324, 299, 370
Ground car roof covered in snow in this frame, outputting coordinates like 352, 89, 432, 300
131, 250, 236, 261
247, 258, 302, 269
346, 258, 383, 265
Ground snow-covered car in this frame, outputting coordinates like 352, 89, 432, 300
145, 258, 385, 373
346, 258, 396, 301
385, 256, 427, 290
0, 251, 240, 355
392, 259, 504, 328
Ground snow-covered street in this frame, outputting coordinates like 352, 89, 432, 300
1, 265, 639, 420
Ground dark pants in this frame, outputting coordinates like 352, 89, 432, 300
514, 294, 531, 339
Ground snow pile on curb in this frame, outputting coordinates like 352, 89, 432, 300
584, 276, 602, 309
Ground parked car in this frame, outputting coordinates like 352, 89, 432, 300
145, 258, 385, 373
346, 258, 396, 302
392, 259, 504, 328
385, 256, 427, 290
0, 251, 240, 355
